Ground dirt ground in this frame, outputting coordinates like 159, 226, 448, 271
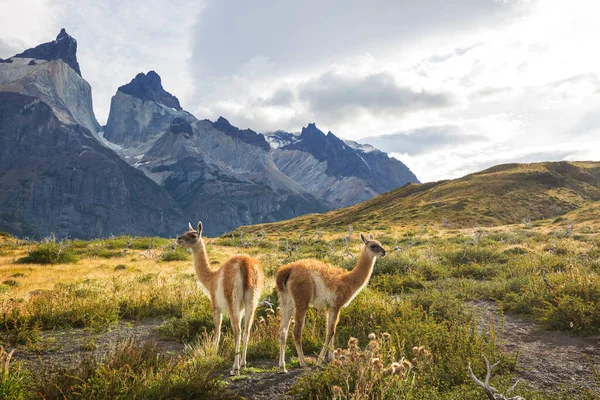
469, 300, 600, 395
8, 318, 305, 399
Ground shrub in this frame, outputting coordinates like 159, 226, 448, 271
18, 243, 77, 264
503, 246, 529, 255
161, 246, 190, 262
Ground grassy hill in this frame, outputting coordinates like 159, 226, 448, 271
234, 161, 600, 235
558, 200, 600, 227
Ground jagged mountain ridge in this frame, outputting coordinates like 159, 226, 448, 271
0, 30, 187, 238
102, 75, 328, 235
264, 124, 419, 208
0, 29, 420, 238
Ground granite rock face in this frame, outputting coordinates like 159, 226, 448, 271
0, 92, 186, 239
0, 57, 100, 136
102, 72, 193, 153
265, 124, 419, 208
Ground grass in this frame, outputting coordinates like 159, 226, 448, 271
35, 336, 238, 399
0, 224, 598, 398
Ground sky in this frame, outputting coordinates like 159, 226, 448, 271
1, 0, 599, 182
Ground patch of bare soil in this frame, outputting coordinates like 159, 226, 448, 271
226, 361, 306, 400
469, 300, 600, 395
9, 318, 185, 372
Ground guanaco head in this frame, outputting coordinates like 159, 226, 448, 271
360, 232, 386, 257
177, 222, 203, 247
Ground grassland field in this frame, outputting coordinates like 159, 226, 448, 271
0, 218, 599, 399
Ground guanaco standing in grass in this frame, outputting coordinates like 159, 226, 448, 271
177, 222, 264, 375
275, 232, 386, 372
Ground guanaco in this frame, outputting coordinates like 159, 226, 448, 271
275, 232, 386, 372
178, 222, 264, 375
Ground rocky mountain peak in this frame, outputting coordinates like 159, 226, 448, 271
118, 71, 182, 110
13, 28, 81, 76
212, 117, 270, 151
300, 123, 326, 139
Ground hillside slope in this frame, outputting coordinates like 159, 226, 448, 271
233, 161, 600, 234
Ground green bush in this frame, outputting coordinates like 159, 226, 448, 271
161, 246, 190, 262
17, 243, 77, 264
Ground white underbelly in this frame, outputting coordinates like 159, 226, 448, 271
214, 272, 229, 314
309, 273, 336, 309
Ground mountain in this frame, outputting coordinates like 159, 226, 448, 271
0, 30, 100, 137
264, 124, 419, 208
0, 30, 186, 239
102, 71, 194, 162
233, 161, 600, 234
102, 74, 327, 236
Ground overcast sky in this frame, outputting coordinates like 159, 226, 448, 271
1, 0, 599, 182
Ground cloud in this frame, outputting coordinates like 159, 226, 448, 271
297, 71, 455, 122
426, 43, 483, 63
359, 125, 486, 155
189, 0, 515, 80
470, 86, 512, 99
0, 38, 23, 59
392, 144, 595, 183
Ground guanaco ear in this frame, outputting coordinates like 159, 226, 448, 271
360, 232, 367, 243
369, 233, 374, 240
197, 221, 203, 235
188, 222, 194, 231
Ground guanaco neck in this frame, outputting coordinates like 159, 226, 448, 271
191, 239, 216, 288
343, 247, 376, 290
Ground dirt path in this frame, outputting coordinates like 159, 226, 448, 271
469, 300, 600, 395
225, 361, 306, 399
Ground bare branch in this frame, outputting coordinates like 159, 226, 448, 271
469, 354, 525, 400
467, 364, 496, 400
